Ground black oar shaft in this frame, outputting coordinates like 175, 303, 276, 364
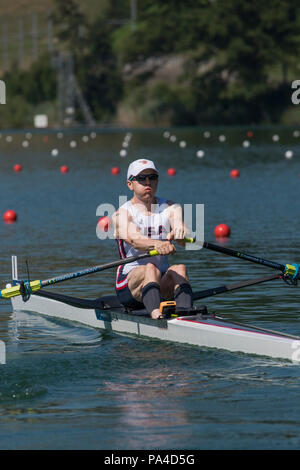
41, 252, 153, 287
192, 273, 280, 301
203, 241, 285, 272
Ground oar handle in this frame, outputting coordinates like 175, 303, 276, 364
0, 280, 42, 299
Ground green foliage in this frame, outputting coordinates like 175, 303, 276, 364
113, 0, 300, 124
0, 95, 33, 128
0, 54, 56, 127
1, 0, 300, 127
3, 54, 56, 105
113, 0, 208, 64
51, 0, 87, 54
52, 0, 123, 122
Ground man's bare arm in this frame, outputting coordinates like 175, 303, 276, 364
112, 208, 175, 255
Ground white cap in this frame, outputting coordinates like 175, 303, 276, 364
127, 159, 158, 180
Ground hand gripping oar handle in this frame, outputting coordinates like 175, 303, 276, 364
0, 249, 160, 299
185, 237, 299, 279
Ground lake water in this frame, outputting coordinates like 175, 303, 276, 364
0, 126, 300, 450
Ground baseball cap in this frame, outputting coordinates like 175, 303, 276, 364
127, 159, 158, 180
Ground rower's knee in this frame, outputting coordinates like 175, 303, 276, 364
169, 264, 187, 278
143, 263, 162, 284
145, 262, 161, 274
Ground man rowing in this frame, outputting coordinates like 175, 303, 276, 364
113, 158, 193, 319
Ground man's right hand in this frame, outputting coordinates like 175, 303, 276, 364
153, 240, 176, 255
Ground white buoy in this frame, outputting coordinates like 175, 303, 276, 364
293, 130, 300, 138
285, 150, 293, 159
243, 140, 250, 148
70, 140, 77, 148
272, 134, 279, 142
51, 149, 59, 157
179, 141, 186, 148
163, 131, 170, 138
82, 135, 89, 142
170, 135, 177, 142
120, 149, 127, 157
22, 140, 29, 148
219, 135, 226, 142
204, 131, 210, 138
196, 150, 205, 158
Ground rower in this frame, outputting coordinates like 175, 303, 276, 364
113, 158, 193, 319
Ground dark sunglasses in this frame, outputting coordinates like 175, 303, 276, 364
130, 173, 159, 183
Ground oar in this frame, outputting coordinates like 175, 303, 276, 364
0, 249, 160, 299
192, 273, 280, 301
185, 238, 299, 280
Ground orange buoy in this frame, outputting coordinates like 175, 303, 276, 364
97, 216, 112, 233
247, 130, 253, 138
43, 136, 48, 143
60, 165, 69, 173
230, 169, 240, 178
3, 210, 17, 223
13, 164, 22, 172
167, 168, 176, 176
111, 166, 120, 175
214, 224, 231, 238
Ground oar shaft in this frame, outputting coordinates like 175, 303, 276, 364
186, 238, 299, 278
41, 249, 159, 287
0, 249, 159, 299
202, 241, 285, 272
193, 273, 280, 301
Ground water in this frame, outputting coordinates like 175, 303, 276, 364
0, 126, 300, 450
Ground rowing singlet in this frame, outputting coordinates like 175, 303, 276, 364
116, 197, 170, 280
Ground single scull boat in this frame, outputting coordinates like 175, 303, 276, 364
9, 255, 300, 362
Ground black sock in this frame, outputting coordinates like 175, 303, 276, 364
174, 283, 193, 309
142, 282, 161, 314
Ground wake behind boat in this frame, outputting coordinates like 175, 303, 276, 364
9, 256, 300, 363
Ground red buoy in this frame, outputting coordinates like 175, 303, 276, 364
247, 130, 254, 138
3, 210, 17, 223
167, 168, 176, 176
111, 166, 120, 175
214, 224, 231, 238
13, 164, 22, 172
97, 216, 112, 233
60, 165, 69, 173
230, 169, 240, 178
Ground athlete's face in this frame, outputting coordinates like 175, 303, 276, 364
127, 169, 159, 199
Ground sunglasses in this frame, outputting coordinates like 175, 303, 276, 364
130, 173, 159, 183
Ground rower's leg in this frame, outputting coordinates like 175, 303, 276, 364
127, 263, 162, 319
160, 264, 193, 309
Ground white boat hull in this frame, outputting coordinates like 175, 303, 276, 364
11, 291, 300, 363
